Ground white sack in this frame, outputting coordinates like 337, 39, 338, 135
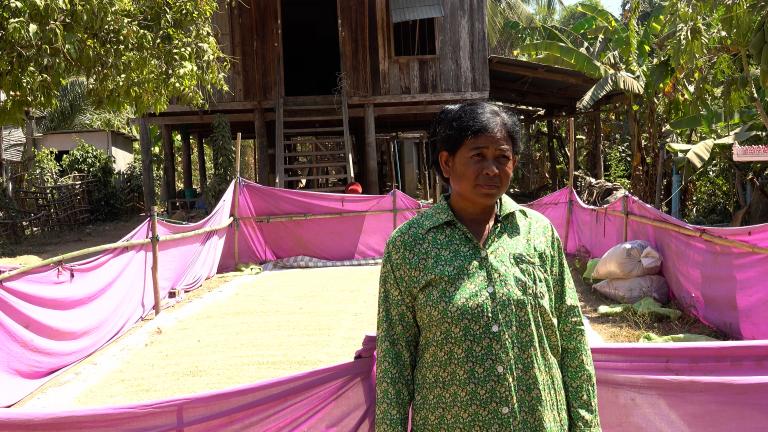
592, 240, 662, 279
592, 275, 669, 304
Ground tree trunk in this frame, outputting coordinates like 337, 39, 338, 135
140, 119, 155, 210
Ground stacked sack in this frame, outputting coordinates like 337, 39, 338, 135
590, 240, 668, 304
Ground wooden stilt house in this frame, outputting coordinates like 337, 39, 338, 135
140, 0, 489, 205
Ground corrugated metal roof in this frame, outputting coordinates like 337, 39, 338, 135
1, 126, 25, 162
390, 0, 444, 23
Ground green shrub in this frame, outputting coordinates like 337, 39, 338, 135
204, 114, 234, 208
62, 140, 117, 220
29, 147, 60, 187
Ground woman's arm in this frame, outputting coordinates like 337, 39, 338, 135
550, 228, 602, 432
375, 243, 419, 432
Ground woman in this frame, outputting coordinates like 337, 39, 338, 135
375, 102, 601, 431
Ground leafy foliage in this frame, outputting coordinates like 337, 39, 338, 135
205, 115, 234, 208
62, 140, 117, 220
29, 147, 60, 187
37, 78, 132, 134
0, 0, 229, 124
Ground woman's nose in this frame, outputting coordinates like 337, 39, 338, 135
482, 159, 499, 176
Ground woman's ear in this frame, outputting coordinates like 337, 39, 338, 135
438, 151, 452, 180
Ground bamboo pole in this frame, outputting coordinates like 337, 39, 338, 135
233, 133, 241, 267
606, 210, 768, 255
150, 206, 161, 316
392, 190, 398, 230
0, 218, 233, 282
240, 207, 427, 223
622, 195, 629, 242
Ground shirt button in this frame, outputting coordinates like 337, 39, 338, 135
487, 285, 494, 294
496, 365, 504, 373
480, 249, 487, 257
502, 407, 510, 414
491, 324, 499, 332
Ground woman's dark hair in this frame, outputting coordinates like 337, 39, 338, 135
428, 101, 522, 182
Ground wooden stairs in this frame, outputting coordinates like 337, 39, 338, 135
275, 95, 355, 192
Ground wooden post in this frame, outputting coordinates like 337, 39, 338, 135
0, 125, 5, 183
567, 117, 575, 189
364, 104, 379, 194
180, 129, 193, 200
195, 132, 207, 194
150, 206, 161, 317
392, 188, 398, 230
233, 133, 241, 267
140, 119, 155, 211
161, 125, 176, 206
253, 107, 269, 185
546, 118, 559, 188
592, 112, 603, 179
622, 195, 629, 242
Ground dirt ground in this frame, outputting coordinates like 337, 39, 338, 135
5, 219, 725, 409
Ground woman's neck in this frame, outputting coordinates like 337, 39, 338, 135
448, 196, 497, 244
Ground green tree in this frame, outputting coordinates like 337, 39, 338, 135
0, 0, 229, 124
37, 78, 132, 134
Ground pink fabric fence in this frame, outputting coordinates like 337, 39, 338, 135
2, 336, 767, 432
528, 187, 768, 340
0, 183, 234, 407
219, 179, 423, 270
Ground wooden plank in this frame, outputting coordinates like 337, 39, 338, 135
472, 0, 489, 91
368, 0, 379, 95
254, 107, 270, 185
398, 61, 411, 94
181, 129, 194, 194
364, 104, 379, 194
239, 0, 256, 101
140, 119, 155, 208
144, 113, 256, 125
161, 125, 176, 203
284, 150, 345, 156
284, 127, 344, 134
457, 0, 472, 92
229, 0, 243, 101
349, 91, 488, 104
338, 0, 371, 96
376, 0, 389, 94
409, 60, 420, 94
489, 59, 596, 87
195, 132, 207, 192
284, 162, 347, 169
437, 5, 456, 92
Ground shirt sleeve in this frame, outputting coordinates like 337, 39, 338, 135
549, 227, 602, 432
375, 239, 419, 432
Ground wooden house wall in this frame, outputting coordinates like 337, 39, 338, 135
371, 0, 488, 96
211, 0, 279, 103
209, 0, 487, 104
339, 0, 371, 96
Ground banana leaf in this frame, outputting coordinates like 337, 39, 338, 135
520, 41, 609, 78
577, 71, 643, 110
576, 3, 620, 30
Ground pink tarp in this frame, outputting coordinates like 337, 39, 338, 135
219, 179, 423, 270
528, 187, 768, 340
1, 181, 421, 407
2, 184, 768, 430
0, 183, 234, 407
2, 336, 767, 432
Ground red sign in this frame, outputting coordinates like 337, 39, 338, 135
733, 144, 768, 162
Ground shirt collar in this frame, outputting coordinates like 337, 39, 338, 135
422, 193, 523, 232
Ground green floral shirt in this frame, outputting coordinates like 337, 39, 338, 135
375, 195, 601, 431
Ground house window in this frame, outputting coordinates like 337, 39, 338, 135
393, 18, 436, 57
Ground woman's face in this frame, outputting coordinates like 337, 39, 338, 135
439, 130, 517, 209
